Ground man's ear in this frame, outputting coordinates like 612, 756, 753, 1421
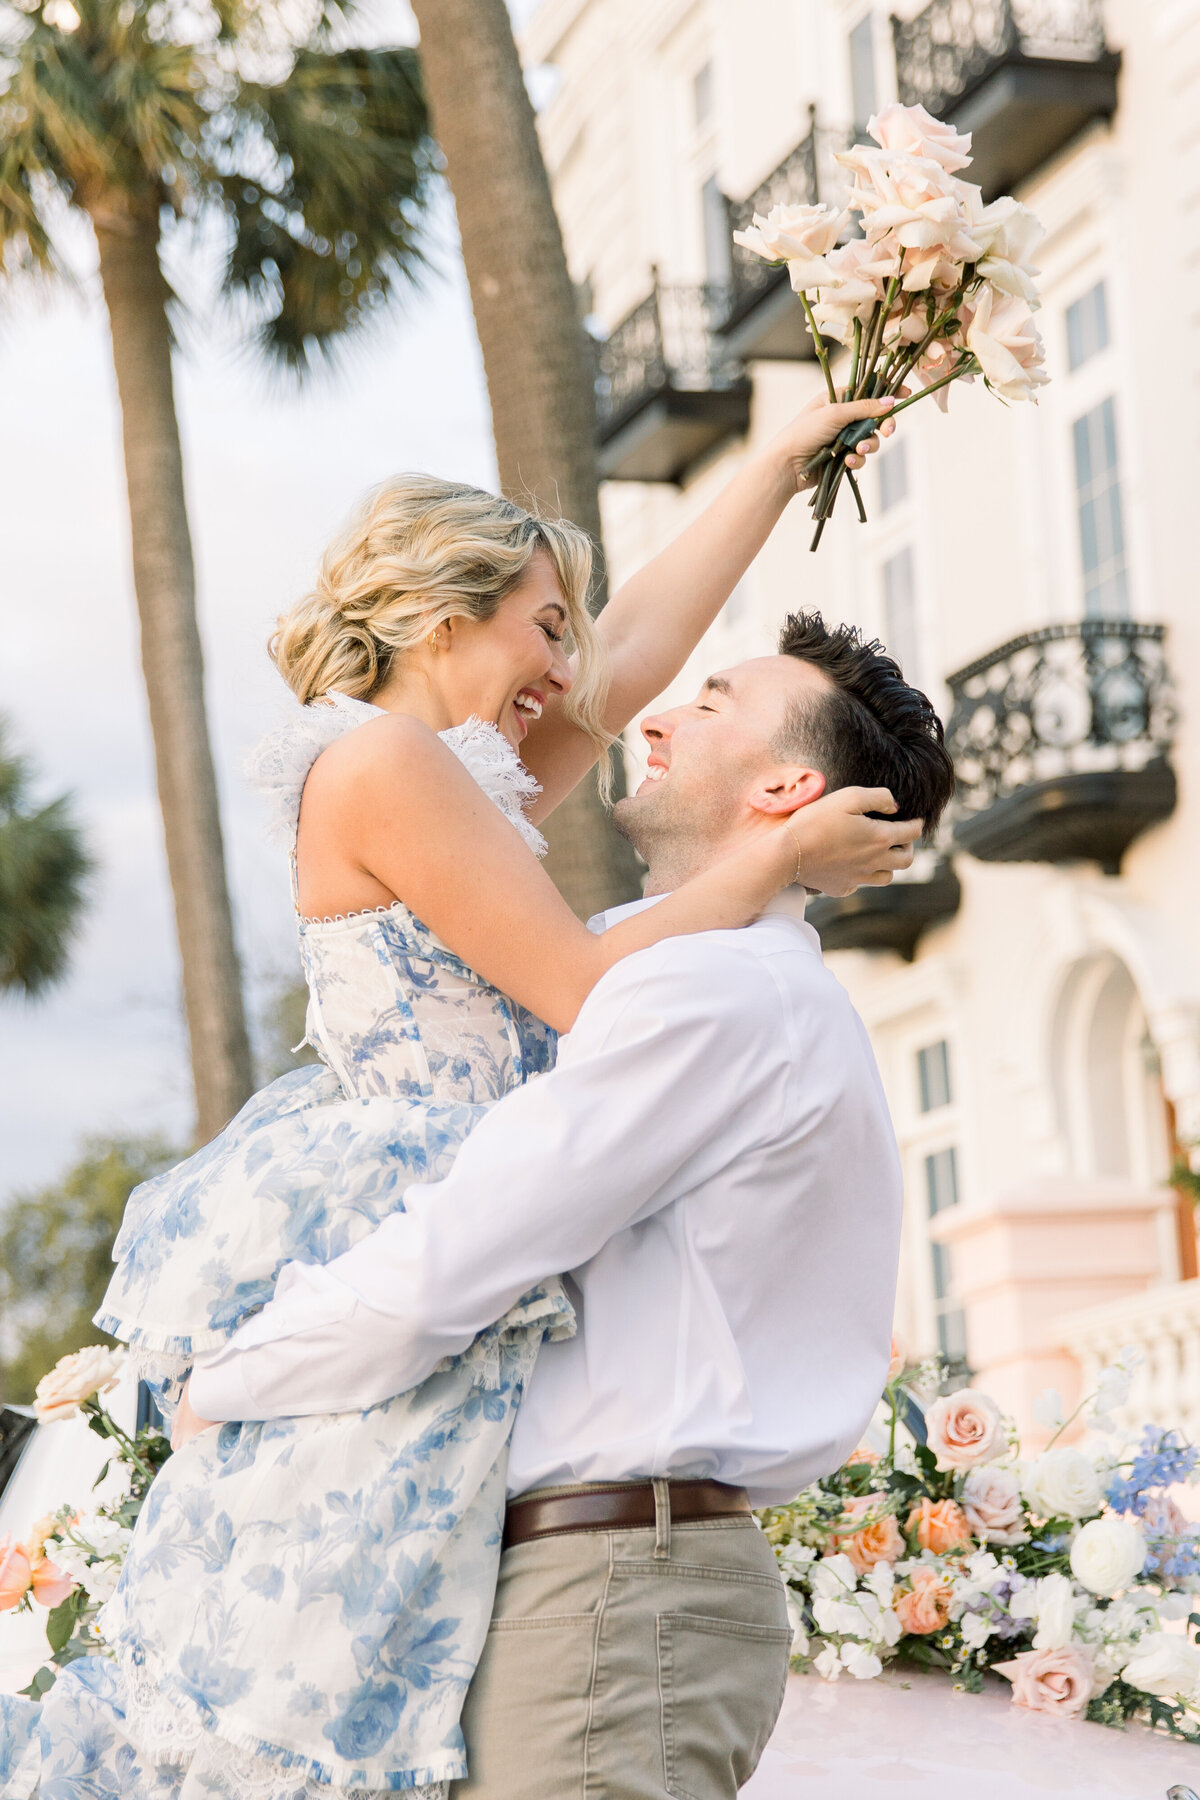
749, 765, 827, 816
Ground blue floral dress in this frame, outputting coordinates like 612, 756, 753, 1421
0, 699, 573, 1800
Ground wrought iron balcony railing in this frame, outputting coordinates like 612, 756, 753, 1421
594, 279, 751, 482
892, 0, 1120, 198
945, 621, 1177, 872
719, 112, 854, 361
806, 851, 961, 961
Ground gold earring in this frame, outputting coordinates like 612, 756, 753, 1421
426, 630, 440, 653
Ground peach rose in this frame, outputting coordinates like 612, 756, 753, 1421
33, 1345, 125, 1423
30, 1554, 76, 1609
924, 1389, 1006, 1470
994, 1645, 1097, 1717
833, 1496, 905, 1573
893, 1566, 954, 1636
867, 102, 973, 174
906, 1497, 974, 1554
732, 201, 848, 292
966, 289, 1049, 402
0, 1536, 33, 1610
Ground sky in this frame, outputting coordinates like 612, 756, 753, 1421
0, 89, 506, 1192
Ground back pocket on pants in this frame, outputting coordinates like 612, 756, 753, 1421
657, 1612, 792, 1800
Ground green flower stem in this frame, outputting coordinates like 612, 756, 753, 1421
856, 277, 901, 401
81, 1399, 156, 1484
845, 467, 867, 523
884, 356, 978, 417
798, 291, 838, 405
847, 316, 863, 402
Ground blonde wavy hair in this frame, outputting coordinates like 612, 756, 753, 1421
272, 474, 612, 759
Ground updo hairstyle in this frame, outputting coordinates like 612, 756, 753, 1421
271, 475, 611, 755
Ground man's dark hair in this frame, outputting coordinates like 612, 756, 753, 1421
776, 611, 955, 831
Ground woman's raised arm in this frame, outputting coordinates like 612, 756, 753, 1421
522, 393, 896, 815
297, 715, 916, 1034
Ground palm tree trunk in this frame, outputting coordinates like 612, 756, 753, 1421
92, 195, 253, 1143
410, 0, 642, 919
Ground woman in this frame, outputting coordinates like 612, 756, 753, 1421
2, 395, 908, 1799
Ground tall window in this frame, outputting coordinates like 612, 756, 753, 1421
878, 440, 909, 513
848, 15, 877, 130
701, 175, 732, 285
1066, 281, 1108, 371
883, 545, 919, 678
1073, 396, 1128, 618
924, 1145, 966, 1367
917, 1039, 952, 1112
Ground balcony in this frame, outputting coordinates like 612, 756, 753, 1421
718, 114, 852, 365
945, 621, 1176, 873
805, 852, 961, 961
892, 0, 1121, 200
594, 280, 751, 484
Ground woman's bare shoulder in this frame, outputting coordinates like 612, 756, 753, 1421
301, 712, 484, 838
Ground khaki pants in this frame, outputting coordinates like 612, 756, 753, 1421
451, 1482, 792, 1800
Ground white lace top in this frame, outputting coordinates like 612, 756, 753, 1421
246, 691, 548, 867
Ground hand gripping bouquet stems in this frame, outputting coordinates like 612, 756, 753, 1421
734, 103, 1049, 549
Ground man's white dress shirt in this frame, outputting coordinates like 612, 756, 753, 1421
190, 892, 902, 1506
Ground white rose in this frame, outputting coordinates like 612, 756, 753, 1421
1032, 1572, 1080, 1650
1069, 1518, 1145, 1597
34, 1346, 125, 1422
1023, 1447, 1105, 1522
1120, 1631, 1200, 1700
969, 195, 1044, 306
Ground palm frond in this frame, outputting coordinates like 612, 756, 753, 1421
218, 43, 433, 372
0, 730, 93, 999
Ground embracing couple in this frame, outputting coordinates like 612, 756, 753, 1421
2, 392, 952, 1799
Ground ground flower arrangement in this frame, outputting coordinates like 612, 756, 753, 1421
0, 1347, 170, 1697
759, 1354, 1200, 1740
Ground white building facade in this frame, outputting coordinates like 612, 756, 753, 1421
523, 0, 1200, 1439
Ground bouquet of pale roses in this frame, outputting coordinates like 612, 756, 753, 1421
0, 1346, 171, 1698
734, 102, 1048, 548
759, 1351, 1200, 1741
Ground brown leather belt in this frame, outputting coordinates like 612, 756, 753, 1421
502, 1479, 751, 1551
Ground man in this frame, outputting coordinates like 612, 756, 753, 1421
187, 612, 955, 1799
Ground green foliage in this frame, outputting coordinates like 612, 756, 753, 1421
0, 722, 92, 998
0, 0, 434, 369
1171, 1148, 1200, 1211
0, 1135, 177, 1403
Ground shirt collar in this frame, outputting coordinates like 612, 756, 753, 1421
588, 885, 812, 937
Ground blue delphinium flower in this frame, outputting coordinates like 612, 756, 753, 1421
1106, 1427, 1199, 1516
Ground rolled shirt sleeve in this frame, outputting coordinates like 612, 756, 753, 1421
189, 940, 784, 1423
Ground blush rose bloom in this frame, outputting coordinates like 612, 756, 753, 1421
868, 102, 973, 175
833, 1496, 905, 1572
969, 194, 1044, 306
732, 201, 849, 292
0, 1537, 33, 1610
1069, 1516, 1145, 1596
33, 1345, 125, 1423
924, 1389, 1006, 1470
966, 289, 1049, 403
839, 148, 982, 266
994, 1645, 1097, 1717
907, 1497, 974, 1554
893, 1566, 954, 1636
811, 239, 900, 345
961, 1467, 1028, 1545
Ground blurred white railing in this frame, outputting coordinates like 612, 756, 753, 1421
1058, 1279, 1200, 1441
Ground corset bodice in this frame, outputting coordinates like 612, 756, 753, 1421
297, 902, 556, 1103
